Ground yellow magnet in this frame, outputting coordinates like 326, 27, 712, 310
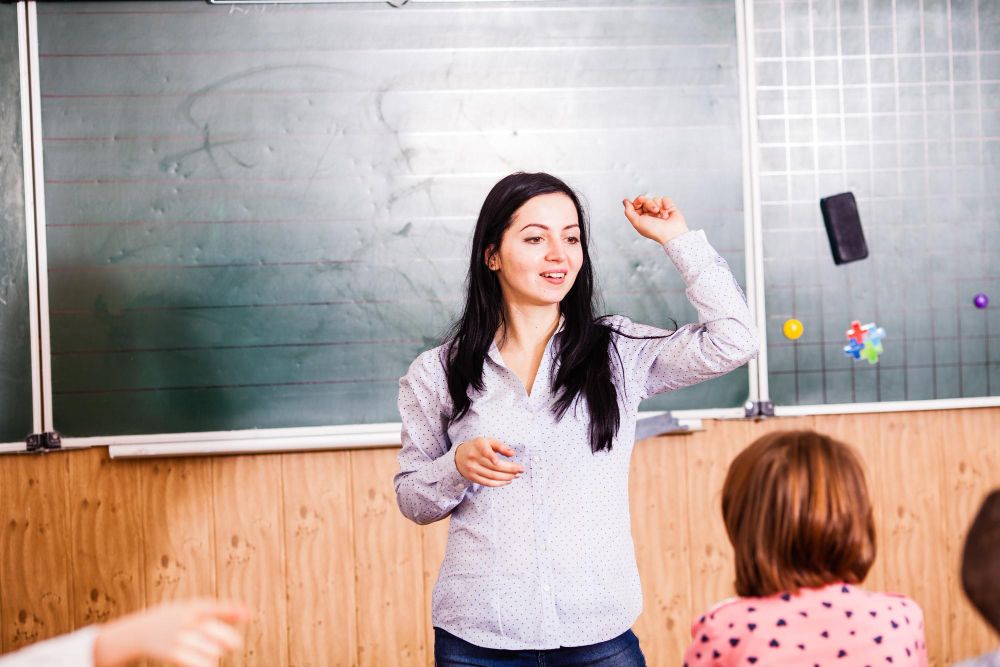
783, 318, 804, 340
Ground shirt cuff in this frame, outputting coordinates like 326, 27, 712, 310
429, 443, 474, 496
662, 229, 717, 283
7, 625, 100, 666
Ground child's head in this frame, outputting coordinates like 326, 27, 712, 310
961, 489, 1000, 635
722, 430, 876, 597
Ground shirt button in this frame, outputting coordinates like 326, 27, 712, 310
535, 497, 543, 505
539, 543, 546, 551
527, 412, 535, 420
532, 455, 540, 462
543, 585, 550, 592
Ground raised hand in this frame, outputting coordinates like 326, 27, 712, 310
93, 598, 250, 667
455, 437, 524, 486
622, 195, 689, 245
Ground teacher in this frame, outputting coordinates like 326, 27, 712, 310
394, 172, 759, 665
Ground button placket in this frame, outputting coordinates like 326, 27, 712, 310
529, 337, 562, 645
526, 425, 557, 642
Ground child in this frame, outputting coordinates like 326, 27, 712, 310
683, 430, 927, 666
955, 489, 1000, 667
0, 598, 248, 667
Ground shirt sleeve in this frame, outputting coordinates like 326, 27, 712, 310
683, 611, 741, 667
393, 348, 474, 525
0, 626, 98, 667
613, 229, 760, 401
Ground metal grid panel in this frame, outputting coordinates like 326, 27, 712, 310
755, 0, 1000, 406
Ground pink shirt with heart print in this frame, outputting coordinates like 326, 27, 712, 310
683, 582, 928, 667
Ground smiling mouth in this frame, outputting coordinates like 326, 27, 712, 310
540, 272, 566, 284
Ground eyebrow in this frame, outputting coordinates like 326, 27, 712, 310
518, 223, 580, 232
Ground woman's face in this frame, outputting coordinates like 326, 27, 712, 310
488, 192, 584, 308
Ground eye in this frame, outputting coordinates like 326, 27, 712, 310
565, 236, 580, 244
524, 236, 543, 243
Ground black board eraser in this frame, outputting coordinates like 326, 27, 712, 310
820, 191, 868, 265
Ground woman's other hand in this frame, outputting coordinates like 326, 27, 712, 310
455, 437, 525, 486
623, 195, 689, 245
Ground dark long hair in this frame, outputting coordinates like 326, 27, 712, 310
444, 172, 630, 453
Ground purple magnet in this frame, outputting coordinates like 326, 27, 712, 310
974, 293, 989, 309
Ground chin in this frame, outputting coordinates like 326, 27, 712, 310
535, 288, 572, 306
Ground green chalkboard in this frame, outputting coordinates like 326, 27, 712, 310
38, 0, 752, 438
0, 4, 34, 445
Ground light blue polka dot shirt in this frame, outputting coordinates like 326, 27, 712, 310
394, 230, 760, 650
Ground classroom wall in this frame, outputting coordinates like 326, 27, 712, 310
0, 408, 997, 666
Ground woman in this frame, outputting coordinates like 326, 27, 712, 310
683, 430, 927, 666
394, 172, 759, 665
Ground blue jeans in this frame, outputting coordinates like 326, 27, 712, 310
434, 627, 647, 666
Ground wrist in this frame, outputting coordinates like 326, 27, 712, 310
453, 441, 469, 476
93, 617, 143, 667
655, 224, 690, 246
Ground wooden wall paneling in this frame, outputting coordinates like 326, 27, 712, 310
351, 448, 427, 667
812, 413, 887, 592
2, 407, 997, 664
140, 456, 217, 604
629, 434, 695, 666
746, 415, 818, 438
420, 513, 449, 667
879, 411, 951, 667
281, 451, 359, 667
684, 419, 753, 618
140, 455, 217, 667
940, 407, 1000, 662
67, 448, 146, 632
213, 454, 289, 667
0, 452, 73, 653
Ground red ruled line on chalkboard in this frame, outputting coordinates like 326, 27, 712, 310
46, 218, 364, 228
39, 90, 737, 99
49, 297, 463, 315
39, 44, 731, 58
47, 285, 702, 315
47, 257, 466, 273
42, 92, 326, 98
51, 338, 425, 356
44, 165, 728, 185
46, 215, 478, 228
46, 177, 355, 184
42, 126, 738, 141
45, 134, 336, 141
53, 377, 401, 395
44, 209, 742, 228
46, 248, 743, 273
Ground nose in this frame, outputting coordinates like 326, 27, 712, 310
546, 239, 567, 263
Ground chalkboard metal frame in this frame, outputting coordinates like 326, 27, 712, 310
0, 2, 44, 454
92, 413, 707, 458
737, 0, 766, 411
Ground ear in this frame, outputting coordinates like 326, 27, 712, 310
484, 245, 499, 271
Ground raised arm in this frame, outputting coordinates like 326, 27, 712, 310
617, 196, 760, 400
